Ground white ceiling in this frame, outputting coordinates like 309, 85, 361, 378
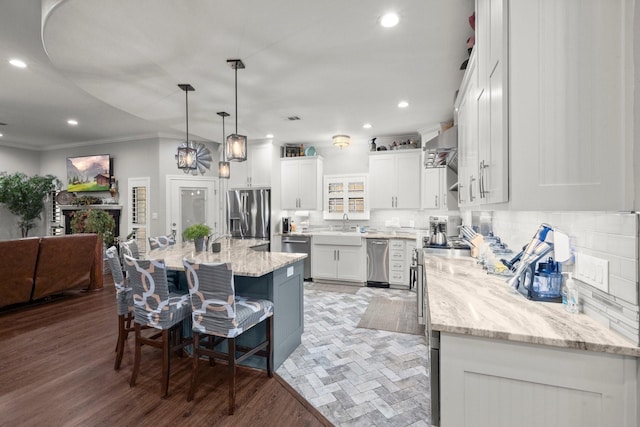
1, 0, 474, 151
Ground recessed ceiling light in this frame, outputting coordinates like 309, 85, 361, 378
266, 134, 274, 138
398, 101, 409, 108
9, 58, 27, 68
0, 133, 3, 137
67, 119, 78, 126
363, 123, 372, 129
380, 13, 399, 28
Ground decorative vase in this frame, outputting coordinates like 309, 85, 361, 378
194, 237, 206, 252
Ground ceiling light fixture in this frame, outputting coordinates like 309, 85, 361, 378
363, 123, 372, 129
0, 133, 3, 137
176, 83, 197, 170
217, 111, 230, 179
266, 134, 274, 139
67, 119, 78, 126
332, 134, 351, 149
226, 59, 247, 162
9, 58, 27, 68
380, 13, 399, 28
398, 101, 409, 108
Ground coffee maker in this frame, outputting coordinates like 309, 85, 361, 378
282, 217, 292, 234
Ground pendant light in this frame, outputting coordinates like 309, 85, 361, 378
217, 111, 230, 179
177, 83, 197, 170
225, 59, 247, 162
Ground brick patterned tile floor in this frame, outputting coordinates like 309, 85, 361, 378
277, 284, 431, 426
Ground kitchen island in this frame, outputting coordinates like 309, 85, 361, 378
425, 255, 640, 427
149, 238, 306, 369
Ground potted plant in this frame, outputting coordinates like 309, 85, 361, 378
183, 223, 211, 252
70, 209, 116, 248
0, 172, 59, 237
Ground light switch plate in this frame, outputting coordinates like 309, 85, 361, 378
574, 252, 609, 292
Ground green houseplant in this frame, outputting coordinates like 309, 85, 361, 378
0, 172, 59, 237
183, 223, 211, 252
70, 209, 116, 247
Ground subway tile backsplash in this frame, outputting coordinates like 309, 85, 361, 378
487, 210, 639, 345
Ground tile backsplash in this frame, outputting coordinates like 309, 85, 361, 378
479, 210, 639, 345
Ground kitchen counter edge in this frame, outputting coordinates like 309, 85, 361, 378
425, 255, 640, 358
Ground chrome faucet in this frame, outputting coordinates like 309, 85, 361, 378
342, 213, 350, 231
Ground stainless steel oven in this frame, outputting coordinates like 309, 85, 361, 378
412, 248, 440, 427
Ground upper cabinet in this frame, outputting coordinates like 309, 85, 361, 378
507, 0, 631, 210
323, 174, 369, 220
455, 50, 480, 209
280, 156, 323, 210
228, 142, 272, 189
421, 167, 458, 211
457, 0, 631, 211
368, 151, 421, 209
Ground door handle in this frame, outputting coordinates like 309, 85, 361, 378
337, 250, 339, 261
434, 195, 438, 207
469, 176, 476, 202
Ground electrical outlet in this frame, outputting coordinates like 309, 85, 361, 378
574, 252, 609, 292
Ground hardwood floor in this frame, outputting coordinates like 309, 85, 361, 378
0, 276, 331, 426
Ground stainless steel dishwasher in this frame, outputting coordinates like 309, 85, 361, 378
281, 235, 311, 280
366, 238, 389, 287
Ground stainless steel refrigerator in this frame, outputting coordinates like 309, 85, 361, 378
227, 188, 271, 240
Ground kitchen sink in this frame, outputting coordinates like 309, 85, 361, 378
312, 231, 363, 245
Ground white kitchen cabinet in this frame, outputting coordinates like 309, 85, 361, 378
506, 0, 631, 210
441, 333, 638, 427
388, 239, 406, 287
475, 0, 509, 205
463, 0, 631, 210
368, 151, 421, 209
455, 50, 479, 209
311, 239, 365, 283
323, 174, 369, 220
228, 142, 272, 188
280, 156, 323, 210
421, 166, 458, 210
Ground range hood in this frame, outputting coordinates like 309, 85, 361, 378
423, 125, 458, 171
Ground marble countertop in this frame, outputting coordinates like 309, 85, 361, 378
149, 239, 306, 277
425, 255, 640, 357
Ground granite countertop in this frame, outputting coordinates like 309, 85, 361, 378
149, 239, 306, 277
425, 255, 640, 357
279, 231, 418, 241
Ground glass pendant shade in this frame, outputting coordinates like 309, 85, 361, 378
178, 146, 197, 169
218, 161, 230, 179
226, 134, 247, 161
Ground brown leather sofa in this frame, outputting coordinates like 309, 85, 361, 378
0, 234, 103, 309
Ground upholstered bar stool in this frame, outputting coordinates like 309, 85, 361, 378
105, 246, 134, 371
124, 255, 192, 398
148, 235, 175, 250
148, 234, 182, 292
120, 238, 140, 261
182, 259, 273, 415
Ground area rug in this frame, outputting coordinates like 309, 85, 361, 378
357, 297, 425, 336
304, 282, 360, 294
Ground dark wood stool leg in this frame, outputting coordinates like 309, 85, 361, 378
228, 337, 236, 415
266, 315, 273, 378
114, 314, 126, 370
187, 332, 200, 402
129, 323, 142, 387
161, 329, 170, 398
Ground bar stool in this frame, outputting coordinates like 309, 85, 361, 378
124, 255, 192, 397
182, 259, 273, 415
105, 246, 133, 371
